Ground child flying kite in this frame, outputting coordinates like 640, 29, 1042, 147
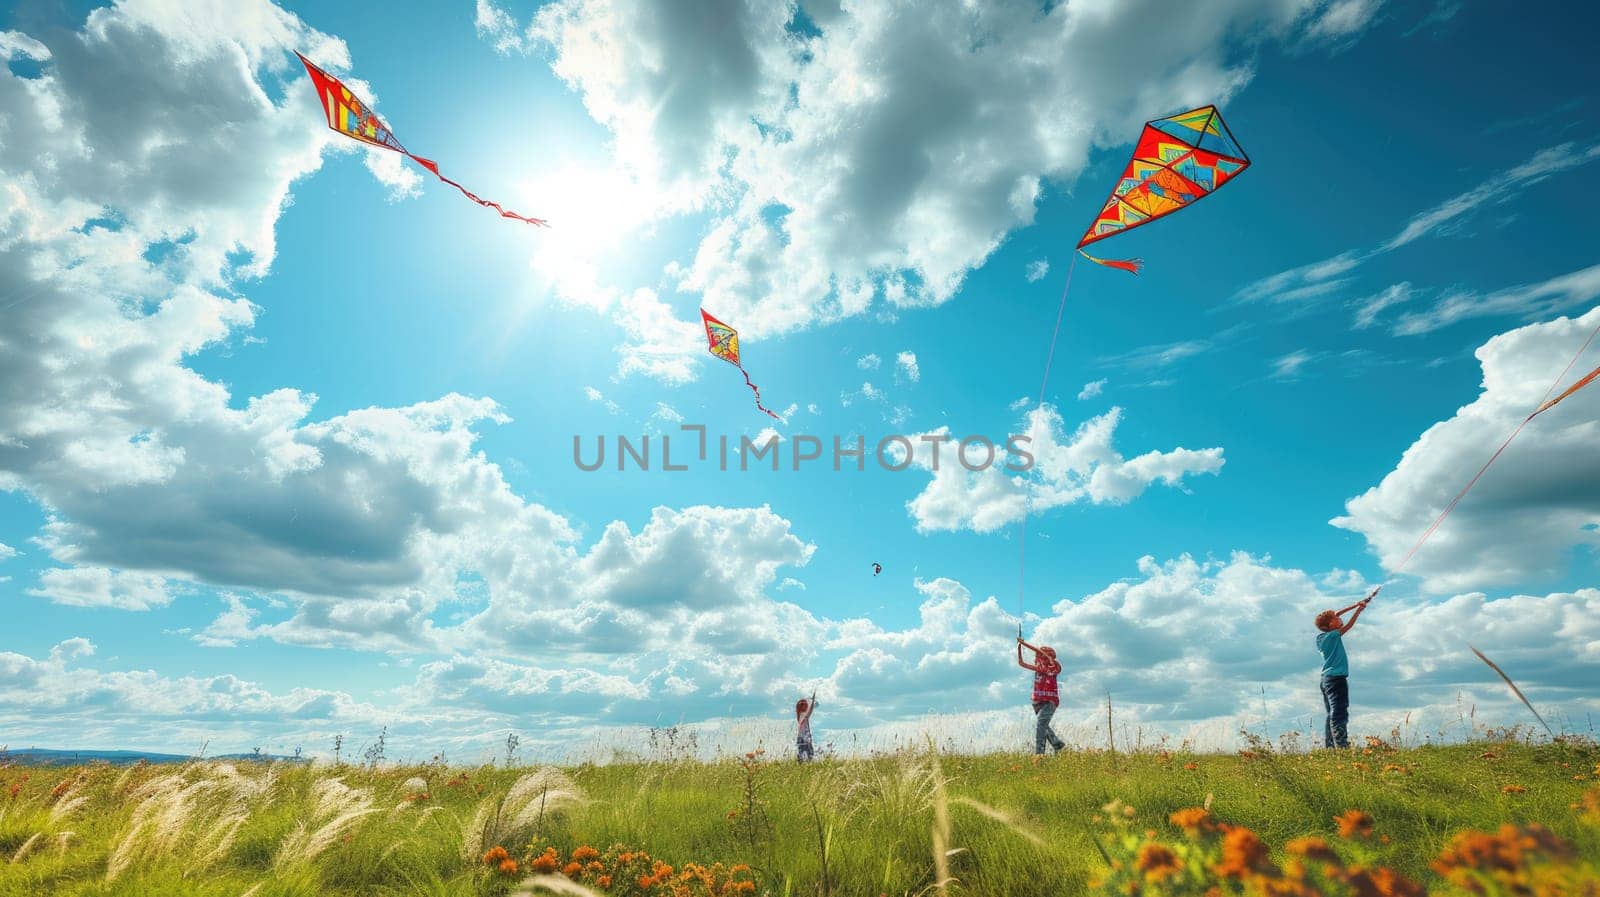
1314, 596, 1371, 749
1017, 636, 1065, 755
795, 692, 818, 763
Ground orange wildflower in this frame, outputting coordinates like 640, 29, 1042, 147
1343, 865, 1424, 897
1501, 784, 1526, 794
482, 846, 510, 865
1184, 762, 1199, 771
597, 875, 612, 889
1335, 809, 1375, 839
1135, 843, 1182, 882
562, 861, 582, 877
1212, 825, 1271, 878
530, 848, 560, 873
572, 845, 600, 862
1171, 807, 1217, 836
1286, 836, 1341, 865
498, 858, 519, 876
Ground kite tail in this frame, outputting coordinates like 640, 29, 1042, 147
1077, 249, 1143, 275
407, 154, 549, 227
1534, 362, 1600, 416
740, 367, 781, 420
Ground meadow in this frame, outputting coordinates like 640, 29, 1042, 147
1, 736, 1597, 896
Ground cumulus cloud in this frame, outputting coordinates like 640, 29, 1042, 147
1025, 259, 1049, 283
0, 542, 15, 561
477, 0, 1383, 343
894, 351, 920, 384
820, 553, 1598, 742
1334, 307, 1600, 592
856, 353, 881, 370
29, 566, 174, 611
905, 405, 1224, 533
1077, 379, 1107, 401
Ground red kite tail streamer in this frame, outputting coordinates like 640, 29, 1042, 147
741, 367, 781, 421
406, 155, 547, 226
1077, 249, 1143, 275
1534, 362, 1600, 417
1469, 645, 1553, 736
1017, 253, 1079, 623
1383, 313, 1600, 587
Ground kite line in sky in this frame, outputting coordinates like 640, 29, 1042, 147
1018, 104, 1251, 622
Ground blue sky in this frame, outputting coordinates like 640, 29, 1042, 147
1, 0, 1598, 761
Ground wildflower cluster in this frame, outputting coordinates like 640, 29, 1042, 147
517, 843, 758, 896
483, 845, 520, 877
1095, 787, 1600, 897
1096, 800, 1425, 896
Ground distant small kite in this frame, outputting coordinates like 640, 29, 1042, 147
295, 52, 547, 227
872, 563, 882, 576
1076, 105, 1250, 274
701, 309, 780, 420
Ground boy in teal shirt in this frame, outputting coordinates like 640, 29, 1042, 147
1314, 595, 1372, 748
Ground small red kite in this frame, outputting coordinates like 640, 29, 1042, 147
701, 309, 779, 420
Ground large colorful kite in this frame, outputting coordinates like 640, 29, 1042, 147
295, 52, 547, 227
701, 309, 780, 420
1076, 104, 1250, 274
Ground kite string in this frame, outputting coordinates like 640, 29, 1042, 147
1384, 311, 1600, 585
1018, 253, 1079, 625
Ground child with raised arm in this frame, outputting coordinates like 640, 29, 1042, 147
795, 692, 817, 762
1314, 593, 1373, 749
1017, 637, 1065, 755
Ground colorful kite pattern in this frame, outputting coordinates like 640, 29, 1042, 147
295, 52, 547, 227
1076, 104, 1250, 274
701, 309, 780, 420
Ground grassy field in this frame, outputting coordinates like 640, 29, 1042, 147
1, 739, 1596, 896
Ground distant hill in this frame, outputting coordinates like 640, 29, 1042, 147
1, 748, 308, 766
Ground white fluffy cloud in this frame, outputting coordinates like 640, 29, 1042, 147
1334, 307, 1600, 592
856, 353, 881, 370
1025, 259, 1049, 283
905, 405, 1224, 533
821, 553, 1599, 743
0, 1, 827, 715
478, 0, 1381, 346
894, 351, 920, 384
29, 566, 173, 611
1077, 379, 1107, 400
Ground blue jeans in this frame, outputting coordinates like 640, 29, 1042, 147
1320, 675, 1349, 748
1033, 701, 1065, 754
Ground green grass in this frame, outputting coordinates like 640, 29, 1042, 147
1, 739, 1595, 896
